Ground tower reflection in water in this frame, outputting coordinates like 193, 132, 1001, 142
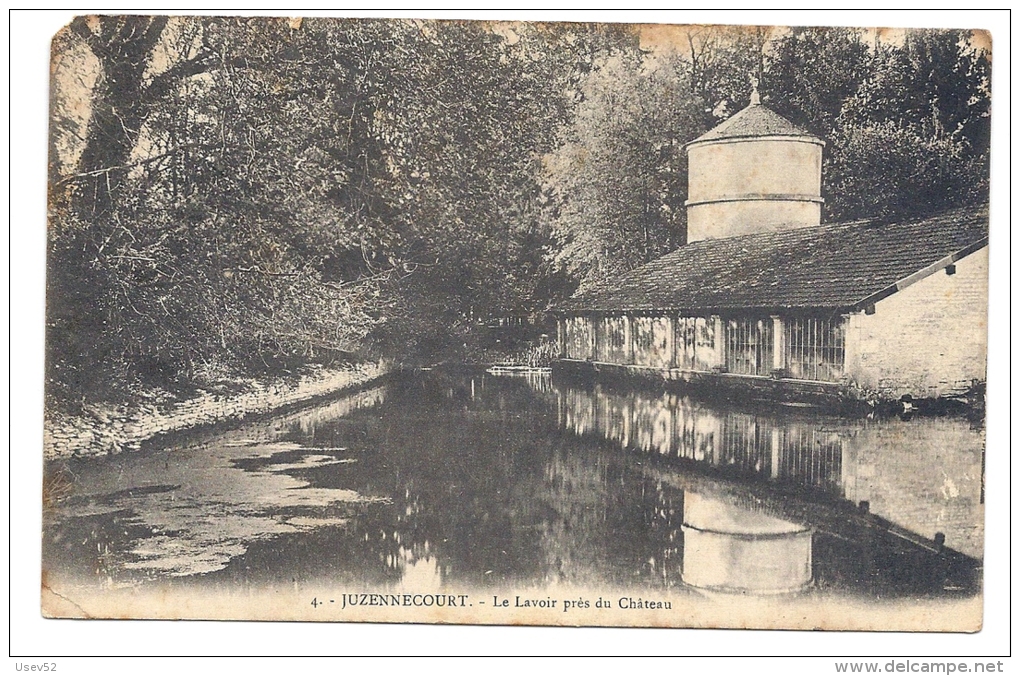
681, 492, 812, 594
548, 379, 983, 595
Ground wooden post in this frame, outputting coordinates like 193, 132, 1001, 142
712, 315, 725, 370
772, 316, 784, 373
675, 316, 684, 369
622, 402, 631, 448
620, 316, 628, 365
665, 315, 676, 370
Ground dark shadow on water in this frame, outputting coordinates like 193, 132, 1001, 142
43, 371, 983, 600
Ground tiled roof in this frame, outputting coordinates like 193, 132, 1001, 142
690, 103, 819, 145
556, 206, 988, 314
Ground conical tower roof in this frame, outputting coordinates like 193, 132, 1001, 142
688, 102, 821, 146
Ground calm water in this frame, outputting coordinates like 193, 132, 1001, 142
43, 370, 983, 599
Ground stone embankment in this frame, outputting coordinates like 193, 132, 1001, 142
44, 360, 391, 460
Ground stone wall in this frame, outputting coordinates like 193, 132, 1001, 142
845, 247, 988, 400
44, 360, 391, 460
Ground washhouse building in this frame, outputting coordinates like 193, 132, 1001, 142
553, 96, 988, 404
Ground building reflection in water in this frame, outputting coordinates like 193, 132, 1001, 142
552, 382, 983, 558
538, 377, 984, 595
43, 370, 982, 599
557, 384, 844, 495
294, 372, 982, 597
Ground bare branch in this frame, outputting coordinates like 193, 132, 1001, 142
59, 143, 206, 182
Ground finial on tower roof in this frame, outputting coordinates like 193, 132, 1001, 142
749, 75, 761, 106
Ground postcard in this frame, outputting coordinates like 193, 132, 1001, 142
42, 16, 989, 631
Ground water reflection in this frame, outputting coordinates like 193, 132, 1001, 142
681, 492, 812, 594
43, 386, 388, 582
552, 382, 984, 560
43, 371, 982, 601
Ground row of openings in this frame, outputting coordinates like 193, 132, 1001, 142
563, 315, 845, 382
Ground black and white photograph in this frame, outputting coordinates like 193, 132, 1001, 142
22, 9, 1005, 649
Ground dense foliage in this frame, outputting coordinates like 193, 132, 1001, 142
47, 18, 990, 404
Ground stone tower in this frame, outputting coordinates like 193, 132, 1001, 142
685, 89, 824, 243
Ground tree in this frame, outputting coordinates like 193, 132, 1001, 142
47, 17, 396, 402
47, 16, 637, 395
761, 26, 871, 137
684, 25, 769, 126
824, 29, 991, 221
543, 44, 717, 292
363, 20, 634, 352
46, 19, 992, 399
